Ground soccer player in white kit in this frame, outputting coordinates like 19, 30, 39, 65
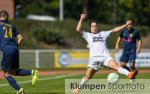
73, 14, 138, 93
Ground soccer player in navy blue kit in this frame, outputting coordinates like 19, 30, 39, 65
115, 20, 142, 82
0, 10, 38, 94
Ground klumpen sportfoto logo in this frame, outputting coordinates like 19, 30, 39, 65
70, 82, 145, 91
65, 79, 150, 94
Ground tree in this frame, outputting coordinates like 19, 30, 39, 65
112, 0, 117, 25
15, 0, 150, 25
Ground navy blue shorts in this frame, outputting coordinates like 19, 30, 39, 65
120, 50, 136, 63
1, 45, 19, 71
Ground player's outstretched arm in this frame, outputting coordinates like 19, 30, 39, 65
76, 13, 86, 35
112, 20, 132, 33
17, 34, 23, 46
115, 37, 121, 51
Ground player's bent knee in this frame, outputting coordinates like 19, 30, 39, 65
3, 70, 16, 77
3, 71, 10, 77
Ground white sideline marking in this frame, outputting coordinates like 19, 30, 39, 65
0, 74, 80, 87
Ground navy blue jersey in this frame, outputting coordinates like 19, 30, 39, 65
120, 28, 141, 51
0, 20, 20, 71
0, 20, 19, 50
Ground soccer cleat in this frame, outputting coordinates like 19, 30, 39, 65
129, 70, 138, 83
32, 70, 39, 85
128, 70, 138, 79
17, 88, 25, 94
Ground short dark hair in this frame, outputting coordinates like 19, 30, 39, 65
0, 10, 9, 20
89, 20, 97, 26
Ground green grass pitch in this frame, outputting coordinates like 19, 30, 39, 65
0, 72, 149, 94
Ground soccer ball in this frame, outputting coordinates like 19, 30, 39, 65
107, 73, 119, 84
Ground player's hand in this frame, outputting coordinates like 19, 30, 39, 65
80, 13, 87, 20
126, 20, 132, 25
136, 49, 141, 54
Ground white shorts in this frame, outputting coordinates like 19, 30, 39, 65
88, 56, 113, 70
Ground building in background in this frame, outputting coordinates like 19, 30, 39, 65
0, 0, 14, 20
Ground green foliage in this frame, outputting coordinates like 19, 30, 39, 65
47, 0, 59, 9
18, 0, 59, 17
88, 0, 113, 23
136, 26, 150, 36
117, 0, 150, 25
10, 19, 150, 49
31, 22, 65, 45
16, 0, 150, 25
19, 0, 47, 16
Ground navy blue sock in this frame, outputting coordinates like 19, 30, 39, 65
123, 66, 131, 72
131, 67, 136, 71
6, 76, 20, 91
16, 69, 32, 76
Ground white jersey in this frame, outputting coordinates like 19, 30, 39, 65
82, 30, 112, 58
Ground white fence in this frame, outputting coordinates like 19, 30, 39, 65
0, 49, 150, 69
0, 49, 55, 69
19, 50, 55, 69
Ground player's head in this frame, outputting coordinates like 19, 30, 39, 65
126, 20, 133, 30
0, 10, 9, 21
89, 20, 97, 34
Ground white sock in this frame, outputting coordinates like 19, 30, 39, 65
80, 77, 88, 85
79, 77, 88, 89
118, 67, 129, 76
